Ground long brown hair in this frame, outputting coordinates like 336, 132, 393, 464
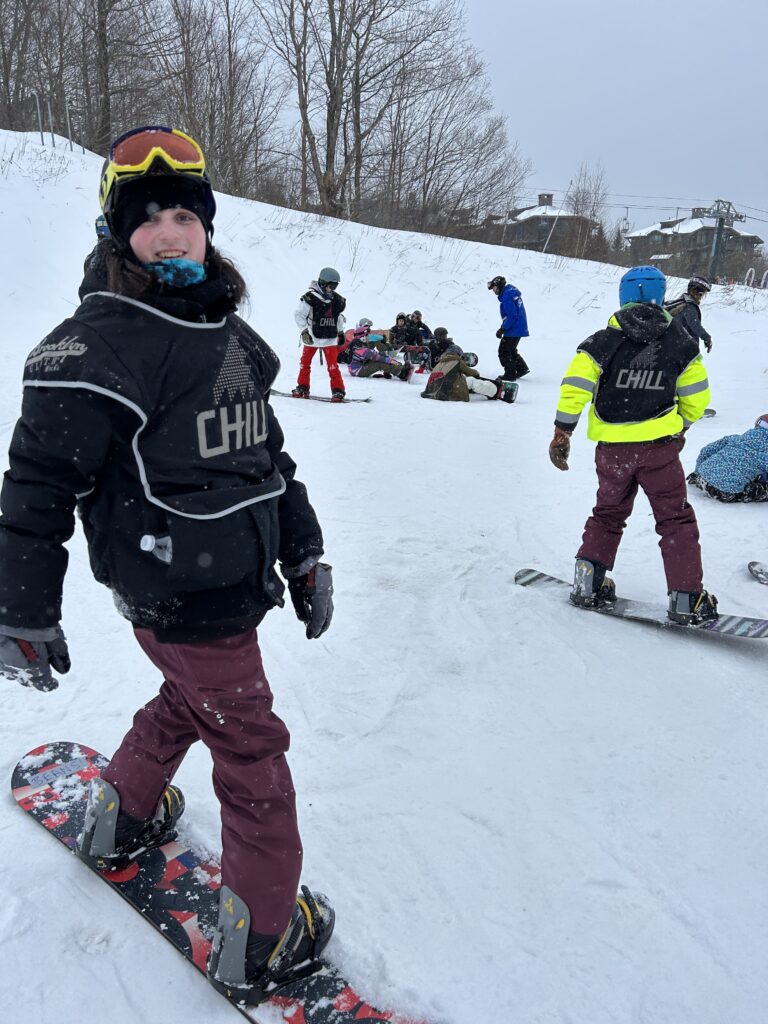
104, 245, 248, 305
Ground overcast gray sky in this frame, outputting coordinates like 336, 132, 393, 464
464, 0, 767, 240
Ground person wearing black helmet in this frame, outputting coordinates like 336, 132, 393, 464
664, 273, 713, 352
293, 267, 347, 402
408, 309, 433, 340
488, 275, 530, 380
0, 125, 335, 1004
427, 326, 453, 367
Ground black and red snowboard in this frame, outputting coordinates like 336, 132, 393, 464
11, 741, 427, 1024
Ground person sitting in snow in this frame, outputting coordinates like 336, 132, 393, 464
687, 415, 768, 502
427, 326, 454, 368
348, 342, 411, 381
389, 312, 422, 348
408, 309, 433, 340
421, 345, 516, 403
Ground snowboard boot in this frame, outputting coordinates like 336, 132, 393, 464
667, 590, 719, 625
494, 379, 519, 403
398, 363, 415, 382
330, 389, 346, 403
208, 884, 336, 1006
77, 777, 185, 870
570, 558, 616, 609
291, 384, 310, 398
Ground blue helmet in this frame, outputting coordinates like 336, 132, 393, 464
619, 266, 666, 307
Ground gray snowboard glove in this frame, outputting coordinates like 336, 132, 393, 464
0, 626, 70, 692
284, 563, 334, 639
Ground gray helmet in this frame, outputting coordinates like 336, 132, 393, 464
318, 267, 341, 286
433, 327, 449, 339
445, 344, 464, 357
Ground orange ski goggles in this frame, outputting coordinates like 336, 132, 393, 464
99, 126, 206, 211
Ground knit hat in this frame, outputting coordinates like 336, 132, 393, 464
109, 175, 214, 251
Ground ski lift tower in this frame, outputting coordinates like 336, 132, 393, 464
702, 199, 746, 281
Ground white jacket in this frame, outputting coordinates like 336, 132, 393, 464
294, 281, 346, 348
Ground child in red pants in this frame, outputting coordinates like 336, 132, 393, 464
293, 267, 347, 402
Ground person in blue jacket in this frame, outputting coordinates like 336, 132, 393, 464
488, 275, 530, 380
687, 415, 768, 502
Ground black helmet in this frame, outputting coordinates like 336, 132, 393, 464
433, 327, 449, 339
318, 266, 341, 287
412, 309, 422, 317
396, 311, 407, 321
99, 126, 216, 248
488, 275, 506, 291
688, 274, 711, 293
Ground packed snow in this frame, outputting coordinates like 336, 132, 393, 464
2, 131, 768, 1024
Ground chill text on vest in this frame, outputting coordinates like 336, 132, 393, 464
196, 400, 267, 459
616, 369, 665, 391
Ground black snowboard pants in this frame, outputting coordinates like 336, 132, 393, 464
498, 336, 529, 380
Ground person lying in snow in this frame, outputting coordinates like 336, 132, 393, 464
687, 415, 768, 502
421, 345, 517, 402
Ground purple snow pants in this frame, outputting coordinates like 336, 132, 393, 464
577, 439, 704, 592
103, 628, 302, 935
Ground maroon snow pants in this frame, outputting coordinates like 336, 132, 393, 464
577, 438, 704, 592
103, 628, 302, 935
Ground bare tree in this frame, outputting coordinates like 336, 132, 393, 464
141, 0, 288, 200
358, 29, 531, 236
254, 0, 463, 217
566, 161, 609, 258
0, 0, 532, 242
0, 0, 36, 129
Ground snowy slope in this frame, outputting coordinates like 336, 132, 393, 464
2, 130, 768, 1024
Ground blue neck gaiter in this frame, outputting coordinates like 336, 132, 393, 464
145, 258, 207, 287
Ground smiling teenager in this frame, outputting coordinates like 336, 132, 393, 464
0, 125, 336, 1005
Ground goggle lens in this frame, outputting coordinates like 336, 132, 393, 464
111, 128, 203, 169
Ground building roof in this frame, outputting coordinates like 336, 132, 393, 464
514, 204, 578, 221
627, 217, 707, 238
628, 215, 762, 243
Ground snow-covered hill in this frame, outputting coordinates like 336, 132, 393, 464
2, 129, 768, 1024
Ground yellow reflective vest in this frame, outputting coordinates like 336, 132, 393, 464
555, 304, 710, 443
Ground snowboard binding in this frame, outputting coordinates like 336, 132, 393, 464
570, 558, 617, 609
208, 884, 336, 1006
77, 777, 185, 870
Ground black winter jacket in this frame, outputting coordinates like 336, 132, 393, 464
664, 293, 712, 349
389, 322, 422, 347
578, 304, 700, 425
0, 266, 324, 641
